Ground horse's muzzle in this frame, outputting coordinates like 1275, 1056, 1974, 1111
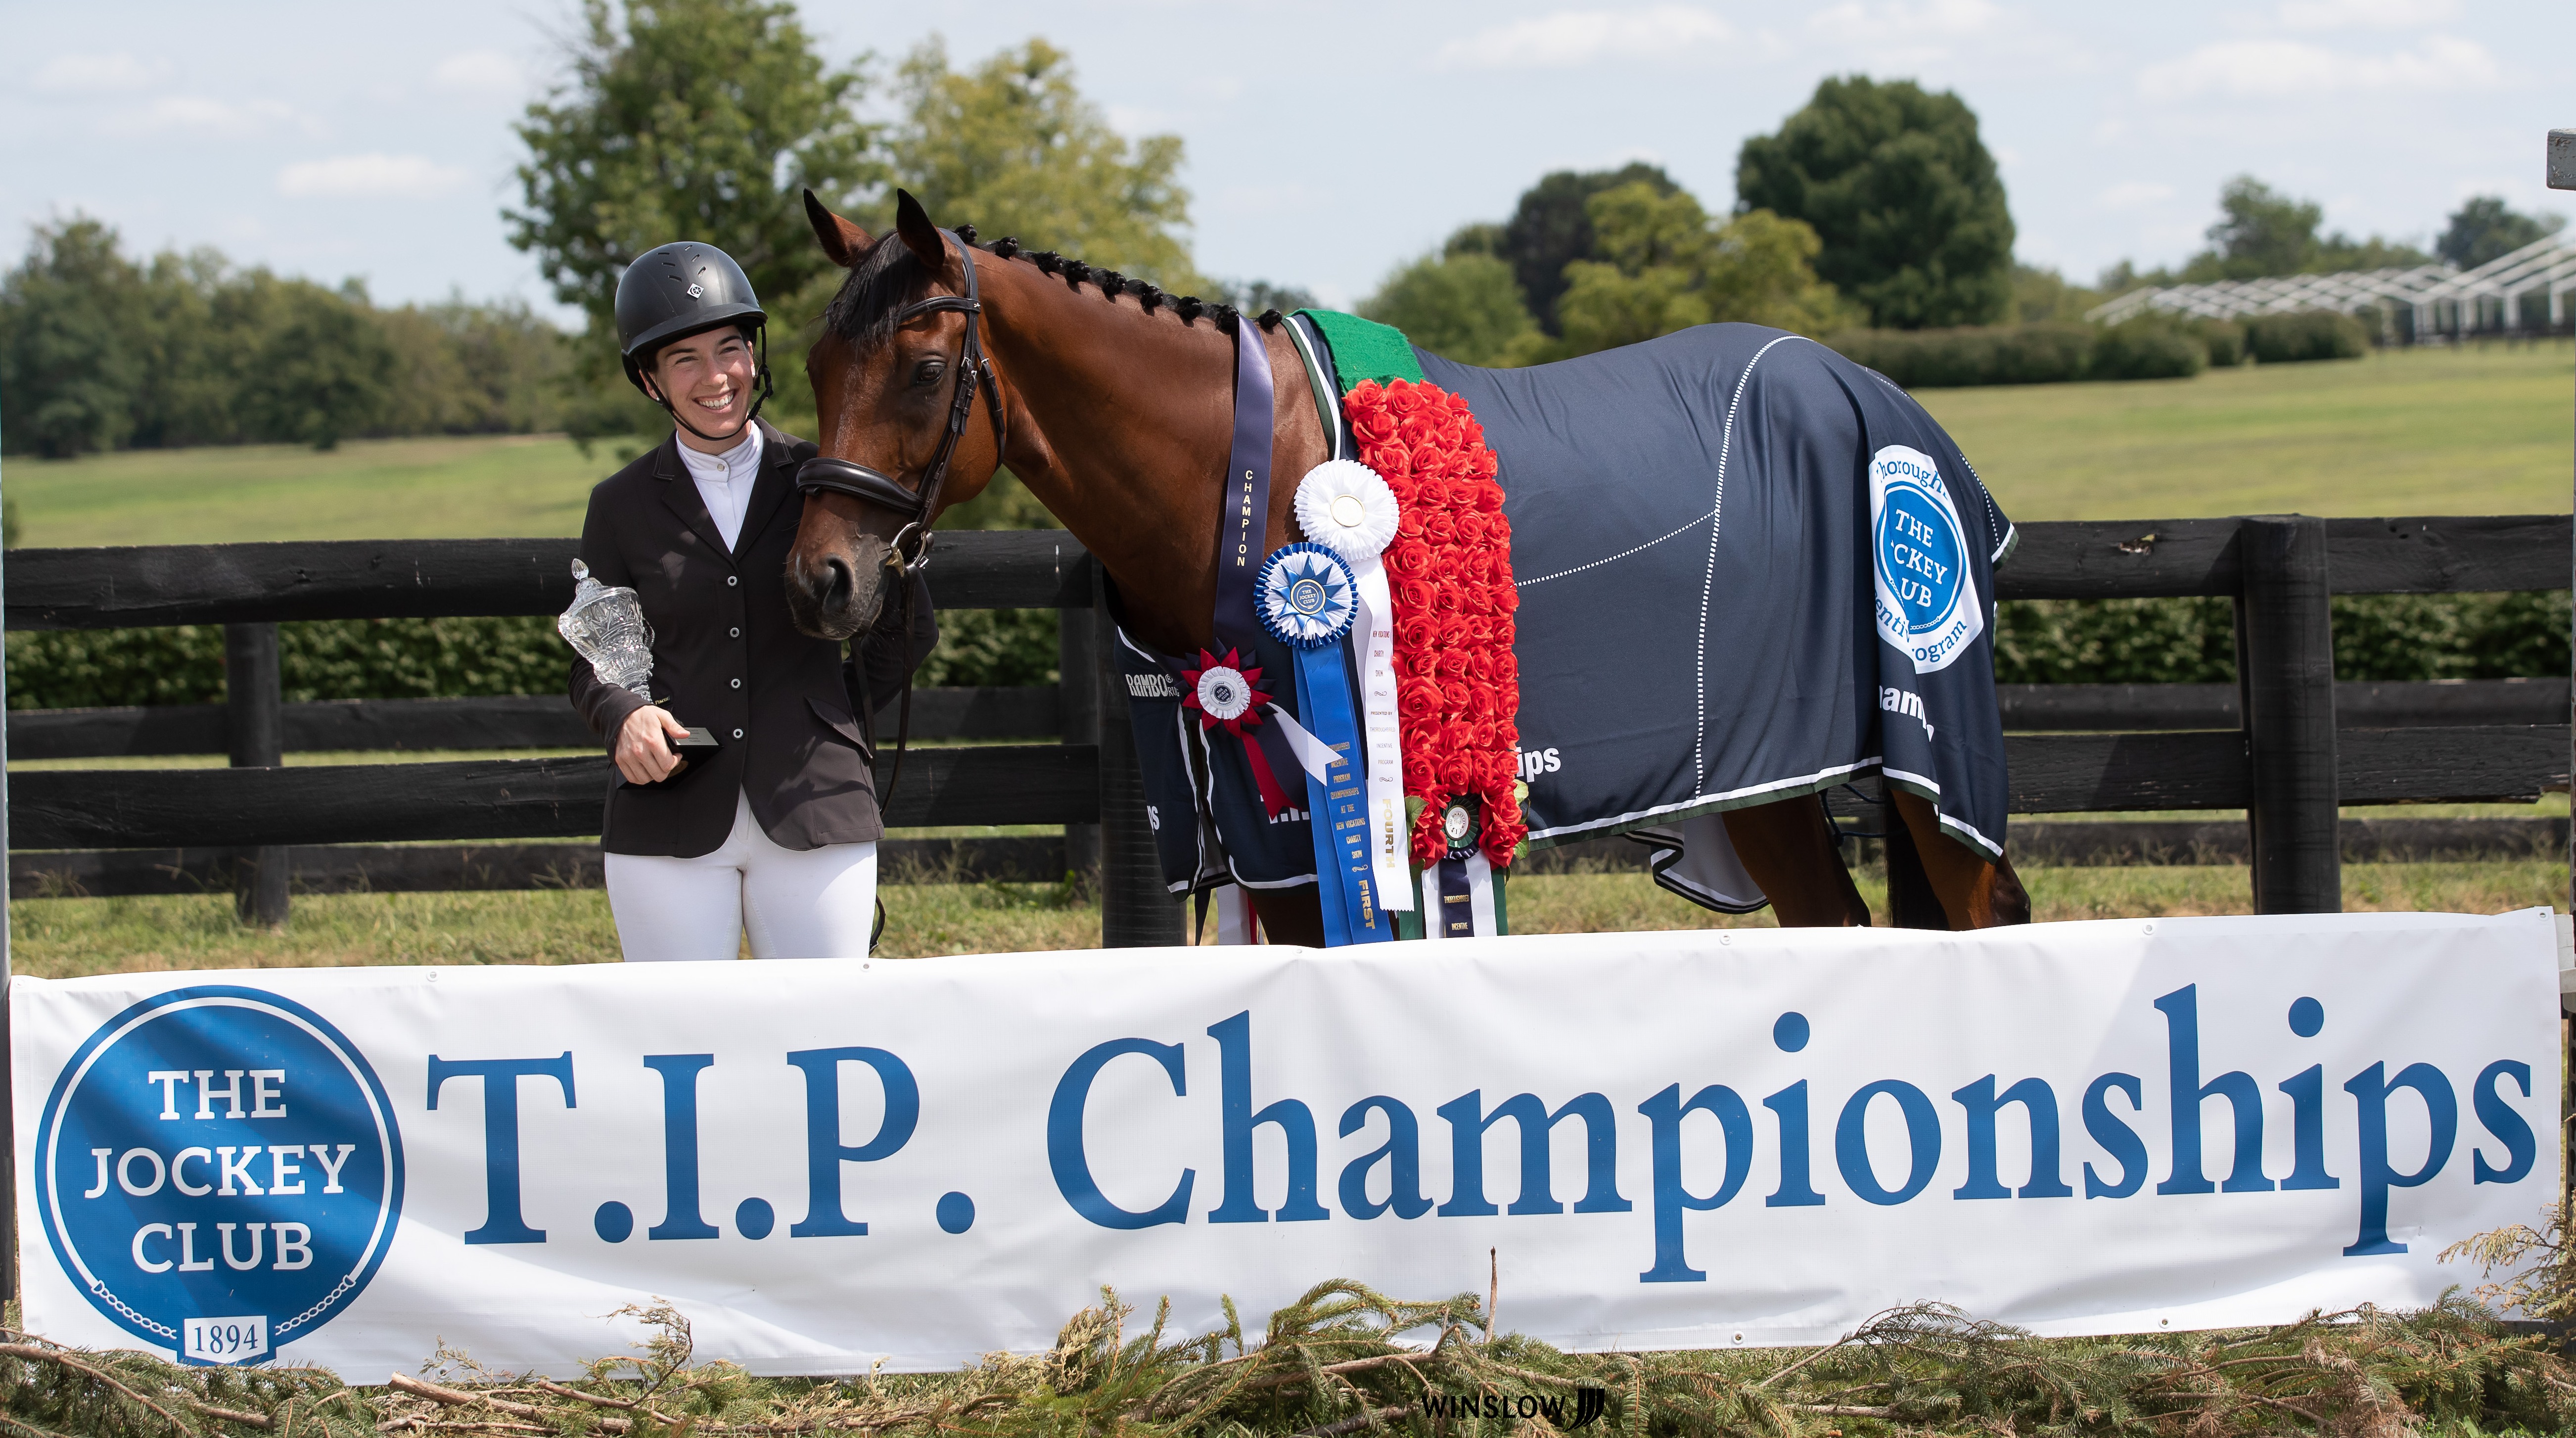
785, 539, 892, 641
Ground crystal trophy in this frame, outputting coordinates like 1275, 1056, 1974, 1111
558, 559, 717, 759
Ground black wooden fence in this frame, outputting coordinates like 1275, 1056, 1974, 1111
5, 514, 2570, 934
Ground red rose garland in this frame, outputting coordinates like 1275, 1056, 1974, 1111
1342, 378, 1526, 868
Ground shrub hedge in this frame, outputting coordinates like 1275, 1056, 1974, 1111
1991, 591, 2570, 685
2244, 309, 2371, 363
5, 609, 1062, 712
1826, 310, 2375, 389
7, 596, 2559, 711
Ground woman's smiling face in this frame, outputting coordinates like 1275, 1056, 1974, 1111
646, 326, 758, 445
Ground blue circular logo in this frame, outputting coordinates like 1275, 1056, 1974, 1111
1875, 478, 1965, 635
36, 986, 403, 1365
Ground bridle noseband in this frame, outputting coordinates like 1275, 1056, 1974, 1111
795, 231, 1007, 574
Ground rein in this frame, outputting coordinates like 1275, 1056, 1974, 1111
795, 230, 1007, 843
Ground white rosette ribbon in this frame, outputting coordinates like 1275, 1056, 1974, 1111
1293, 460, 1412, 911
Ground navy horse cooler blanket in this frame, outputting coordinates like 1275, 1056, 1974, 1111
1120, 320, 2014, 916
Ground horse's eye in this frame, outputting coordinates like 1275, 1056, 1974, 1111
913, 359, 945, 386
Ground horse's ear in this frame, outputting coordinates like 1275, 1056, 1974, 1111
894, 189, 945, 266
803, 189, 870, 269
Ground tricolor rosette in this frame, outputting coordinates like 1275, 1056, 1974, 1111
1293, 460, 1400, 565
1256, 543, 1359, 650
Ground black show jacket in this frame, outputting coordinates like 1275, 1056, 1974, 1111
567, 422, 935, 857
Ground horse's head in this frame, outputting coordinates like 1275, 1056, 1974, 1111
786, 189, 1008, 640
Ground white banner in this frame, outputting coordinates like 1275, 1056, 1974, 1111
13, 911, 2558, 1376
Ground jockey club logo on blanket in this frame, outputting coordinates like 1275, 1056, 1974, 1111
35, 986, 405, 1365
1869, 444, 1985, 674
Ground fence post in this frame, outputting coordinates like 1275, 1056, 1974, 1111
1090, 567, 1182, 947
2548, 128, 2575, 918
1057, 568, 1102, 889
2236, 516, 2341, 914
224, 622, 290, 927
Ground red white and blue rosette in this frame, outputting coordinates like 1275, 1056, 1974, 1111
1254, 543, 1390, 945
1257, 543, 1358, 650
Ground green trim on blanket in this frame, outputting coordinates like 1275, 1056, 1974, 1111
1297, 309, 1425, 392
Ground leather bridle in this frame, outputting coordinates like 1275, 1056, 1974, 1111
794, 230, 1007, 574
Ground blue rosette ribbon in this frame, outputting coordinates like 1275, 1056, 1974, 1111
1256, 543, 1392, 945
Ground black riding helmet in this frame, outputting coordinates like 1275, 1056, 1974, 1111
615, 240, 773, 441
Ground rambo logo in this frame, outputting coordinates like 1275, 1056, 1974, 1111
1879, 687, 1934, 740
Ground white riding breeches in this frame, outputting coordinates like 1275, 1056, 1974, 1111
603, 790, 878, 961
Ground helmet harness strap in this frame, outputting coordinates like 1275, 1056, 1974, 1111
645, 324, 775, 448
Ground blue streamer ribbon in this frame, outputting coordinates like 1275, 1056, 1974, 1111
1257, 544, 1391, 946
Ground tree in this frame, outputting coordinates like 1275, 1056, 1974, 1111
0, 218, 151, 457
2201, 176, 2321, 278
1499, 162, 1679, 335
507, 0, 879, 382
885, 38, 1196, 290
234, 279, 398, 451
2175, 176, 2429, 281
2438, 196, 2564, 270
1543, 183, 1853, 359
1735, 76, 2014, 330
1214, 279, 1319, 316
1362, 252, 1534, 367
2010, 263, 2097, 324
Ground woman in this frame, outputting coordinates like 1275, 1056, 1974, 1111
568, 240, 935, 961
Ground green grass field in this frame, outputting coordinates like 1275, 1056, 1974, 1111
0, 432, 612, 547
2, 342, 2567, 550
1918, 342, 2575, 520
9, 860, 2562, 978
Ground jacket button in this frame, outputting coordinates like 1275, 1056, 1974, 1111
730, 627, 741, 638
731, 678, 742, 689
727, 575, 739, 587
733, 728, 745, 740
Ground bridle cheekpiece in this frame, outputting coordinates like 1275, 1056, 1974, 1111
795, 229, 1006, 574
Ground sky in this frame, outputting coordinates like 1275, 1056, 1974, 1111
4, 0, 2571, 324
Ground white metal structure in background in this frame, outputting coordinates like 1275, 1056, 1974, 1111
2088, 229, 2576, 341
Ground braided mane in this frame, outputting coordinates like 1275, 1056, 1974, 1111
822, 223, 1282, 347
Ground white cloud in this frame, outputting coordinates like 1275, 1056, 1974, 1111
2138, 34, 2500, 100
431, 50, 523, 93
276, 153, 470, 200
1433, 6, 1731, 71
2276, 0, 2457, 30
1806, 0, 2001, 43
32, 52, 173, 94
2097, 181, 2177, 210
111, 95, 320, 138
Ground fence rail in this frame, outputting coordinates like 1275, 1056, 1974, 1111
10, 679, 2562, 763
7, 514, 2571, 929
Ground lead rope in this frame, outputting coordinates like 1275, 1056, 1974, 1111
869, 568, 920, 956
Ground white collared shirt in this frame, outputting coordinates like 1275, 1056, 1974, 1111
676, 423, 765, 551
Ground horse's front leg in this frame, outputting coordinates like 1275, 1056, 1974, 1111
1245, 886, 1326, 946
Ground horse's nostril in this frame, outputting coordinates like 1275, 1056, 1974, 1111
821, 557, 854, 608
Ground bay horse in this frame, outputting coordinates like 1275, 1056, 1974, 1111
784, 189, 2029, 944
